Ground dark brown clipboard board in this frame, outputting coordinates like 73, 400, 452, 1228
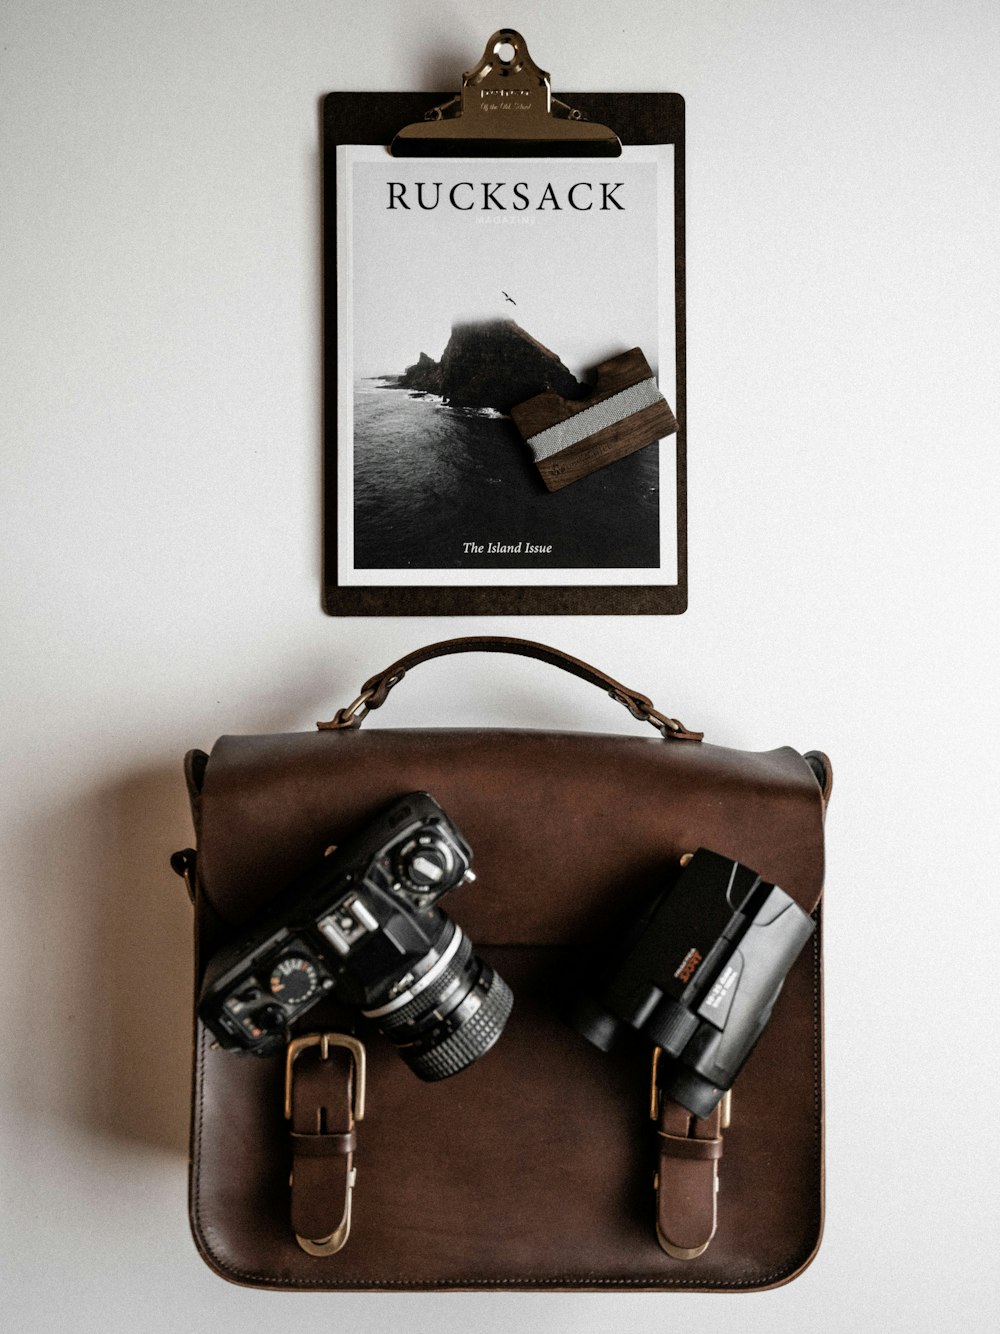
322, 91, 686, 616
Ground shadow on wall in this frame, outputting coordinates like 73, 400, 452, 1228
94, 764, 197, 1154
94, 763, 199, 1154
12, 765, 195, 1156
414, 33, 470, 91
12, 651, 612, 1160
17, 663, 381, 1156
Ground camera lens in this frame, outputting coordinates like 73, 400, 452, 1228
362, 923, 513, 1082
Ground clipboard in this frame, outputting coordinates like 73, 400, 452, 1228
322, 31, 686, 616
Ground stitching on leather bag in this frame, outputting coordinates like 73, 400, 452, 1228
190, 930, 824, 1290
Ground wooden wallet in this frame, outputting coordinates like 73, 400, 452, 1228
511, 348, 678, 492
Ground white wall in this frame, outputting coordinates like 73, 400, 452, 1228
2, 2, 997, 1330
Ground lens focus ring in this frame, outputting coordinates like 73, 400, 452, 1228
402, 967, 513, 1082
377, 933, 474, 1031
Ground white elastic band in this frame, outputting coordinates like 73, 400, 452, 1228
526, 377, 665, 461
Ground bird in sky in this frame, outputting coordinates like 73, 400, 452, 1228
501, 290, 517, 305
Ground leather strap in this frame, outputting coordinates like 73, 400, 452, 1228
317, 636, 703, 741
290, 1130, 357, 1157
652, 1067, 729, 1260
285, 1034, 365, 1256
657, 1130, 723, 1160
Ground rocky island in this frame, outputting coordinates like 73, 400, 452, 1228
394, 319, 580, 414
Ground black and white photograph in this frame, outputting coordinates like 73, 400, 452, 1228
335, 146, 677, 589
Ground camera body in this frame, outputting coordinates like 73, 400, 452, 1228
568, 849, 815, 1117
198, 792, 512, 1081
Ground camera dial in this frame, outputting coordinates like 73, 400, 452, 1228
395, 833, 457, 893
246, 1001, 287, 1043
269, 956, 320, 1006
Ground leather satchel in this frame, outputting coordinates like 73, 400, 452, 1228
174, 636, 830, 1291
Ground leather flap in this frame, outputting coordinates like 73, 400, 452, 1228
187, 725, 826, 1291
194, 729, 825, 945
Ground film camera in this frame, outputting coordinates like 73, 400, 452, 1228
198, 792, 512, 1081
567, 849, 815, 1117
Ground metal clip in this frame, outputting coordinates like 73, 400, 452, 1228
607, 690, 695, 740
317, 690, 374, 731
642, 705, 685, 736
337, 690, 374, 727
169, 848, 197, 903
317, 672, 406, 731
285, 1033, 366, 1255
391, 29, 620, 157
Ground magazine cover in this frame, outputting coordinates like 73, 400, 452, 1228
335, 145, 677, 594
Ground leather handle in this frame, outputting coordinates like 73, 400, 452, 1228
317, 636, 703, 742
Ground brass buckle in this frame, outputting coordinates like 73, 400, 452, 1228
720, 1087, 732, 1130
650, 1045, 664, 1120
285, 1033, 366, 1255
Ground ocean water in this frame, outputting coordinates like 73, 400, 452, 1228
353, 379, 660, 570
